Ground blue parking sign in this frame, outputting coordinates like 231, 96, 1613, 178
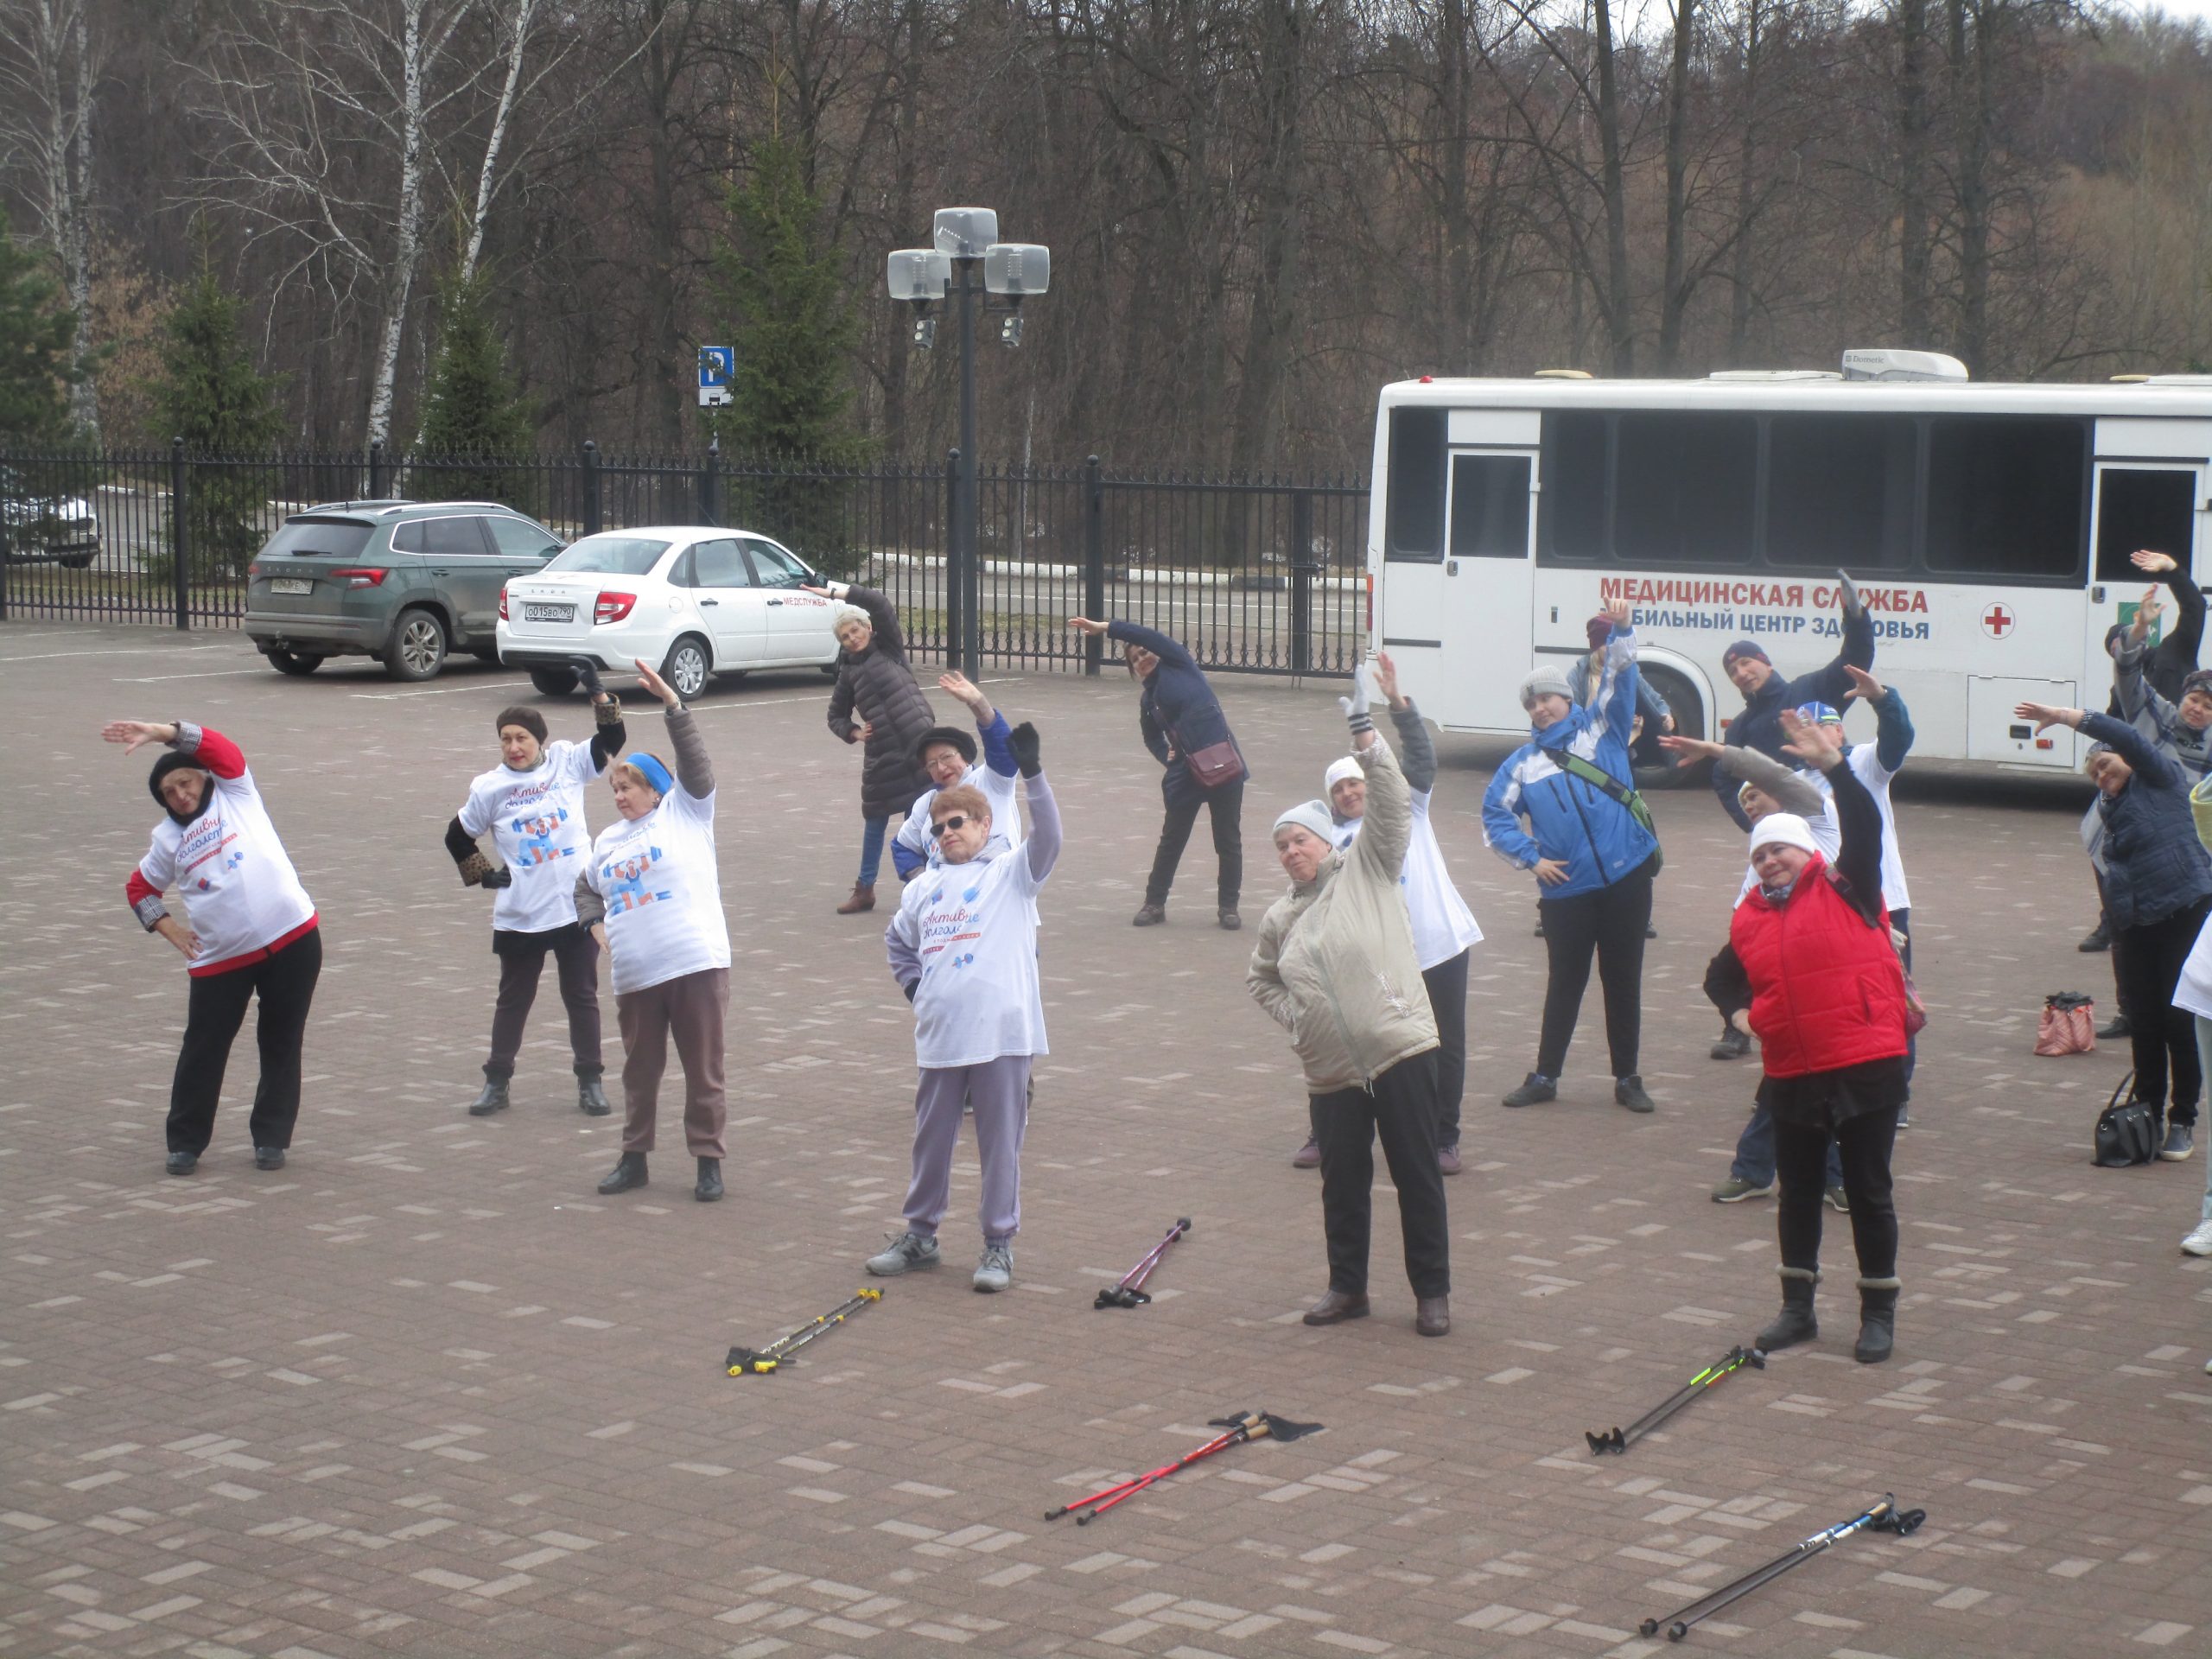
698, 346, 734, 406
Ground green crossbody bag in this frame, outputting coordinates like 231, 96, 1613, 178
1556, 751, 1663, 876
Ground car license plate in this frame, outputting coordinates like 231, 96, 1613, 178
524, 602, 575, 623
270, 577, 313, 594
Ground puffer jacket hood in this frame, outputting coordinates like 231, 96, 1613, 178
1248, 739, 1439, 1093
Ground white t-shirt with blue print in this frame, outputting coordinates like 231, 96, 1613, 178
889, 846, 1049, 1068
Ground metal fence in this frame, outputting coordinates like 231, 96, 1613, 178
0, 440, 1370, 677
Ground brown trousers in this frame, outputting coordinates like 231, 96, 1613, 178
615, 967, 728, 1158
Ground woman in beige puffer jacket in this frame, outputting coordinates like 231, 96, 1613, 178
1249, 734, 1452, 1338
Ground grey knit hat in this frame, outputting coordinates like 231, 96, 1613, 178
1518, 664, 1574, 709
1272, 799, 1337, 847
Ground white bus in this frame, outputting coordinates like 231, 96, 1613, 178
1365, 353, 2212, 781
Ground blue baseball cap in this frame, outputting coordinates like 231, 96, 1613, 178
1795, 702, 1843, 726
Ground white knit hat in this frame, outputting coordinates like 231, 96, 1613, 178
1273, 800, 1337, 847
1323, 757, 1365, 794
1518, 664, 1573, 709
1748, 813, 1821, 859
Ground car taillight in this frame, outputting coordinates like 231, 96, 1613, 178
1364, 571, 1374, 636
499, 586, 509, 620
247, 563, 260, 578
594, 591, 637, 624
330, 567, 387, 588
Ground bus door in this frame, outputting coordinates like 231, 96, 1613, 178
1380, 407, 1538, 728
2084, 459, 2206, 728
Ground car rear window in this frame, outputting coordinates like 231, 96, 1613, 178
542, 536, 672, 575
262, 519, 374, 559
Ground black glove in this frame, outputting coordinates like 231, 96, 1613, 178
902, 979, 918, 1003
1009, 721, 1042, 779
480, 866, 512, 889
569, 657, 604, 697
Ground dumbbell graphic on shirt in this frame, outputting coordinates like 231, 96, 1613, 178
507, 808, 573, 868
600, 848, 671, 915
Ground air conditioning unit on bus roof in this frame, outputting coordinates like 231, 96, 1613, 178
1840, 348, 1969, 382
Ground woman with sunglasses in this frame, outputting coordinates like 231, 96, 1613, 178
871, 723, 1061, 1293
1068, 615, 1246, 929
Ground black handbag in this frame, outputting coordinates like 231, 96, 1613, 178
2094, 1071, 2159, 1167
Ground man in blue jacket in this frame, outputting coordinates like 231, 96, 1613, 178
1713, 577, 1876, 831
1483, 599, 1662, 1115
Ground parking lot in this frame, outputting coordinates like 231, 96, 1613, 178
3, 621, 2209, 1658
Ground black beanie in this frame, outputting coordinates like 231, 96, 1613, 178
148, 751, 213, 824
915, 725, 977, 766
495, 704, 549, 744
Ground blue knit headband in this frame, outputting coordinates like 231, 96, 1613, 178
626, 752, 673, 796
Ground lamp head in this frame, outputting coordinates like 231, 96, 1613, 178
983, 243, 1050, 296
887, 248, 950, 302
932, 207, 999, 258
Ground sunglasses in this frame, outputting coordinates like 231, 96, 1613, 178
931, 814, 975, 837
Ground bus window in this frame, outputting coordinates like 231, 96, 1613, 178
1540, 410, 1606, 559
1449, 454, 1532, 559
1924, 417, 2085, 581
1767, 415, 1914, 571
1385, 406, 1447, 559
2094, 468, 2196, 583
1614, 413, 1755, 564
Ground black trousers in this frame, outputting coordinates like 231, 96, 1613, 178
2115, 895, 2212, 1123
1313, 1055, 1451, 1298
1422, 950, 1470, 1145
167, 927, 324, 1155
1145, 775, 1243, 908
486, 929, 602, 1080
1534, 855, 1656, 1079
1776, 1105, 1899, 1281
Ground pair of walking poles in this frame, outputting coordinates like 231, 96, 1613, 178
1045, 1408, 1325, 1525
1095, 1217, 1190, 1308
1638, 1493, 1926, 1642
725, 1287, 882, 1376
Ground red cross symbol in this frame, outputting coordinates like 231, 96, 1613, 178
1981, 603, 2014, 639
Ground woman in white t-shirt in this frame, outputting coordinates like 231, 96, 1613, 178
1292, 653, 1483, 1175
443, 661, 624, 1119
108, 719, 321, 1177
573, 660, 731, 1205
869, 722, 1062, 1294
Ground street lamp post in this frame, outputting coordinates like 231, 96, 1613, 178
887, 209, 1049, 677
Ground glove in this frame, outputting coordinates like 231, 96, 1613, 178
1834, 569, 1862, 616
1009, 721, 1043, 779
569, 657, 604, 696
1338, 664, 1375, 736
902, 979, 918, 1003
480, 866, 512, 889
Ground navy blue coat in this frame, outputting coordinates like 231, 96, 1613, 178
1108, 620, 1248, 801
2082, 710, 2212, 929
1715, 607, 1876, 830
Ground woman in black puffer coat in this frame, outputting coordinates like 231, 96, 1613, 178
1070, 615, 1248, 929
812, 582, 937, 915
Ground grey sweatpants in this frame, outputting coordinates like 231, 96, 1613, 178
903, 1054, 1031, 1243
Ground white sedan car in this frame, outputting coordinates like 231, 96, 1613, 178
497, 525, 842, 697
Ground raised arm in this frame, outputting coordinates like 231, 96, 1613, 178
1350, 737, 1413, 879
1007, 723, 1060, 883
1783, 711, 1884, 925
1101, 619, 1196, 671
2139, 550, 2207, 681
1713, 743, 1827, 817
665, 707, 714, 798
849, 585, 906, 659
1367, 652, 1436, 793
102, 719, 245, 779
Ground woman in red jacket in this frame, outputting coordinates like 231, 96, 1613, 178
106, 720, 322, 1177
1732, 710, 1910, 1364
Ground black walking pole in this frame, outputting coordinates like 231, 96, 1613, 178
1586, 1344, 1763, 1455
1637, 1492, 1926, 1642
726, 1288, 883, 1376
1096, 1217, 1192, 1309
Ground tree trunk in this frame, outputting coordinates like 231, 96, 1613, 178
1948, 0, 1991, 373
1227, 0, 1305, 480
1897, 0, 1931, 343
462, 0, 540, 283
1592, 0, 1635, 375
1657, 0, 1698, 372
1727, 0, 1763, 363
366, 0, 429, 447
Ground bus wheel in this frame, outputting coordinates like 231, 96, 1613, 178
1635, 664, 1705, 791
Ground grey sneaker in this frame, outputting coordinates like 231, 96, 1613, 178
866, 1230, 940, 1276
1711, 1175, 1776, 1203
1614, 1075, 1656, 1114
1502, 1072, 1556, 1109
973, 1242, 1014, 1293
2161, 1122, 2196, 1162
1824, 1185, 1850, 1213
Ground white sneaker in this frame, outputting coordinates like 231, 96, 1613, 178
973, 1242, 1013, 1293
2181, 1219, 2212, 1257
866, 1230, 940, 1276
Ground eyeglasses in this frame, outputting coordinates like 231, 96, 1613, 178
931, 815, 973, 837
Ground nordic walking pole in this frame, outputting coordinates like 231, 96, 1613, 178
1046, 1409, 1325, 1524
1586, 1344, 1764, 1455
1096, 1217, 1192, 1309
1637, 1493, 1925, 1642
726, 1288, 883, 1376
1046, 1421, 1249, 1522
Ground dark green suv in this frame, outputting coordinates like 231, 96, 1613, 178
244, 500, 564, 680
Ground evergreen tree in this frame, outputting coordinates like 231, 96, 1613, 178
152, 261, 287, 579
414, 267, 537, 510
0, 204, 76, 443
710, 136, 867, 568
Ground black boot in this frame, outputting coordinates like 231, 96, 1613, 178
695, 1157, 723, 1203
576, 1072, 612, 1116
467, 1076, 511, 1116
1854, 1277, 1899, 1364
596, 1152, 648, 1195
1756, 1268, 1819, 1351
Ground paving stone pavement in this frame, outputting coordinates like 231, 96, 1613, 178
3, 621, 2210, 1659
